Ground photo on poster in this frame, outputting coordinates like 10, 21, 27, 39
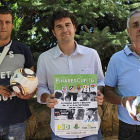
54, 74, 98, 135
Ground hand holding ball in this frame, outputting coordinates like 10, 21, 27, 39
10, 68, 38, 95
132, 96, 140, 121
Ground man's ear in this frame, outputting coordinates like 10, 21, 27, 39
52, 30, 55, 36
127, 27, 130, 37
11, 23, 14, 29
74, 25, 76, 32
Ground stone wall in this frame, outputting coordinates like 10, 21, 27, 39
26, 98, 51, 139
99, 102, 119, 137
26, 99, 119, 139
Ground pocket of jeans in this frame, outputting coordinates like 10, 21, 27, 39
119, 125, 133, 139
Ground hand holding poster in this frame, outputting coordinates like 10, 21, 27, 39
54, 74, 98, 135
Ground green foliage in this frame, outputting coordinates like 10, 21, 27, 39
1, 0, 140, 73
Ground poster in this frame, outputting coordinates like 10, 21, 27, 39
54, 74, 98, 135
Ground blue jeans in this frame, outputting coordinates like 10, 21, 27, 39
0, 121, 26, 140
51, 129, 103, 140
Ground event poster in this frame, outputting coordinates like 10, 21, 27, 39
54, 74, 98, 135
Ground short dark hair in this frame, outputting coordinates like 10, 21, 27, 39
0, 6, 14, 23
55, 91, 62, 99
90, 91, 96, 95
87, 108, 97, 112
50, 9, 78, 30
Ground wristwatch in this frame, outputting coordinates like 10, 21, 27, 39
121, 96, 125, 107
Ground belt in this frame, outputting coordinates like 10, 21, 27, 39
119, 120, 140, 132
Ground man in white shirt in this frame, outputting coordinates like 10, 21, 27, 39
36, 9, 104, 140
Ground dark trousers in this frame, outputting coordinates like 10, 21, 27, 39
119, 120, 140, 140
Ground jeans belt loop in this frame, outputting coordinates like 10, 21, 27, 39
134, 125, 137, 132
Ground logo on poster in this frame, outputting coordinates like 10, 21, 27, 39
82, 124, 96, 129
73, 123, 80, 129
57, 124, 70, 130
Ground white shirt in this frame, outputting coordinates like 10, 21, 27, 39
36, 42, 104, 138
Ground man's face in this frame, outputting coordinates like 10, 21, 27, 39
90, 94, 94, 99
72, 109, 75, 113
0, 14, 13, 41
88, 110, 93, 116
52, 17, 76, 44
127, 12, 140, 43
82, 92, 86, 98
65, 97, 70, 101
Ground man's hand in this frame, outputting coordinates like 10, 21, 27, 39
46, 94, 58, 108
123, 96, 138, 121
14, 88, 38, 100
0, 85, 11, 97
95, 90, 104, 105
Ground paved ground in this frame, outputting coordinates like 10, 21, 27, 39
103, 136, 118, 140
27, 135, 118, 140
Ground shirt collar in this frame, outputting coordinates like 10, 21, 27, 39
54, 41, 85, 58
123, 44, 140, 59
73, 41, 85, 55
123, 44, 133, 56
54, 44, 63, 58
0, 40, 12, 48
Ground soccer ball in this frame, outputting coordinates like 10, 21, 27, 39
10, 68, 38, 95
132, 96, 140, 121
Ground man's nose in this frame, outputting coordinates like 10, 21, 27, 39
1, 22, 6, 29
138, 24, 140, 31
62, 26, 67, 32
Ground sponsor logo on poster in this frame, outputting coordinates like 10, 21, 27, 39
73, 123, 80, 129
82, 124, 96, 129
57, 124, 70, 130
